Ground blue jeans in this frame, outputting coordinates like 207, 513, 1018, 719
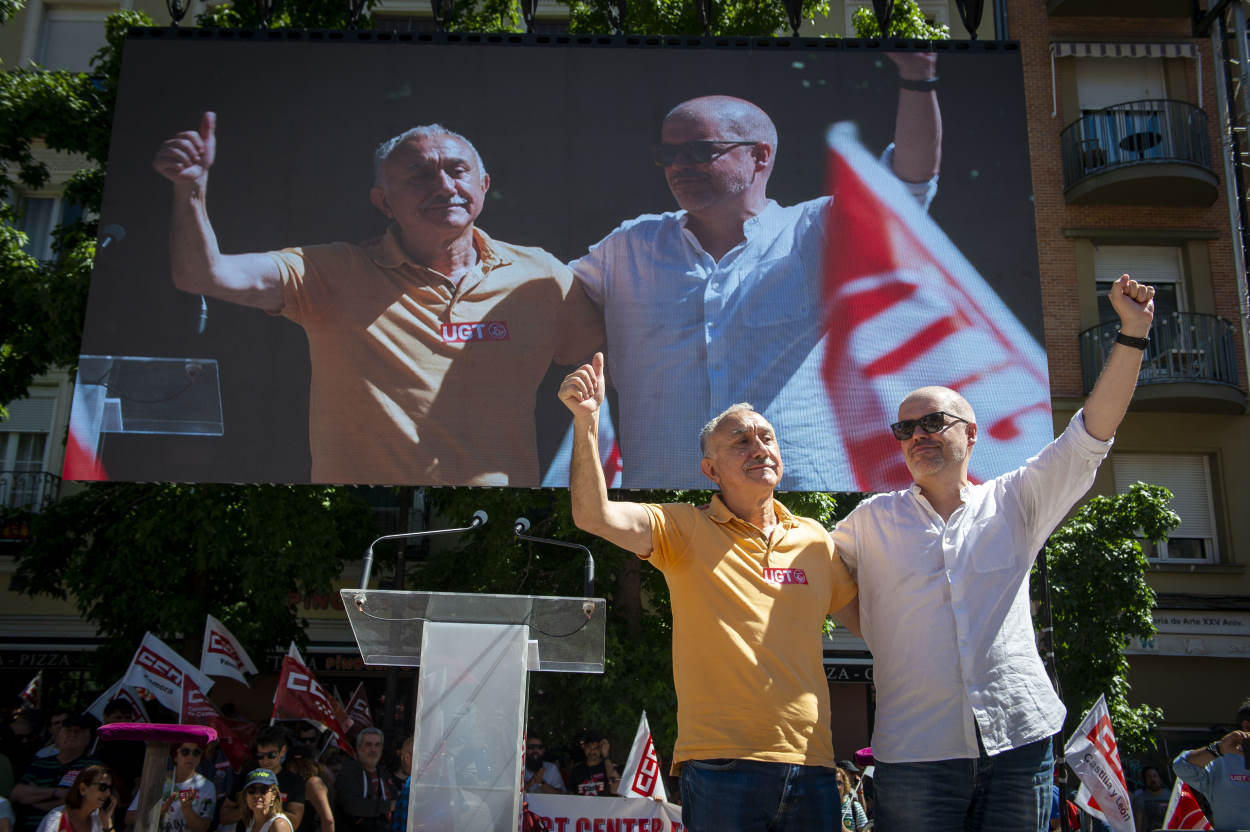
873, 735, 1055, 832
679, 758, 838, 832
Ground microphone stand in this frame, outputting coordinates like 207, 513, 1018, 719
354, 511, 487, 609
513, 518, 596, 598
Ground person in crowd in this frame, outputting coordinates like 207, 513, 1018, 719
830, 275, 1157, 832
287, 745, 333, 832
124, 741, 212, 832
234, 769, 292, 832
1131, 765, 1170, 832
34, 765, 115, 832
568, 55, 941, 491
221, 729, 303, 830
567, 731, 618, 798
1172, 696, 1250, 828
334, 728, 392, 832
1, 743, 13, 801
5, 715, 43, 783
11, 715, 100, 832
390, 737, 412, 795
294, 727, 320, 751
153, 114, 601, 486
31, 714, 69, 762
560, 354, 858, 830
838, 765, 868, 832
91, 700, 142, 829
523, 733, 564, 795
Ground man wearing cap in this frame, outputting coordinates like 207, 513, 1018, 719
830, 275, 1156, 831
11, 714, 101, 832
559, 353, 859, 830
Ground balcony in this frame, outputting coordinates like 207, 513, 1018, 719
1047, 0, 1190, 17
1061, 99, 1218, 205
1080, 313, 1246, 412
0, 471, 62, 543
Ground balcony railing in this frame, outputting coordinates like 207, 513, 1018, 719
0, 470, 61, 513
1060, 99, 1212, 191
1080, 312, 1242, 394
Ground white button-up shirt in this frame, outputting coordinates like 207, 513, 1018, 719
831, 412, 1113, 762
570, 152, 935, 490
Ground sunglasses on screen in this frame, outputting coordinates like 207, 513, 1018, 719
651, 140, 759, 167
889, 410, 970, 441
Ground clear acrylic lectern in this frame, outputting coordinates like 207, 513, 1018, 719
341, 589, 606, 832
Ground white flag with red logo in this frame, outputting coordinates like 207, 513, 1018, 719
1064, 695, 1135, 832
19, 670, 41, 710
822, 123, 1052, 491
616, 711, 667, 801
121, 632, 214, 714
272, 654, 354, 755
1162, 778, 1213, 830
180, 675, 256, 771
199, 614, 259, 685
344, 682, 374, 733
85, 677, 150, 723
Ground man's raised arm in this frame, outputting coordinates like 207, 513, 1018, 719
1083, 274, 1155, 441
558, 352, 653, 555
152, 110, 285, 313
888, 52, 942, 185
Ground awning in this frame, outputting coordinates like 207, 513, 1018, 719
1050, 41, 1203, 116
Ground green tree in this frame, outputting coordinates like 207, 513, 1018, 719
851, 0, 950, 38
1032, 482, 1177, 754
566, 0, 830, 37
11, 483, 376, 668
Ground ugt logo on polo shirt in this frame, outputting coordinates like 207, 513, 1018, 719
440, 321, 510, 343
762, 568, 808, 585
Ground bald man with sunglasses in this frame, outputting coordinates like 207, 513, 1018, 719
827, 274, 1155, 832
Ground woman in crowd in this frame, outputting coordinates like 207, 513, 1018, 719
235, 769, 292, 832
837, 765, 869, 832
36, 765, 117, 832
288, 745, 334, 832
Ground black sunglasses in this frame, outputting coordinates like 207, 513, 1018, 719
246, 786, 272, 796
178, 747, 204, 757
890, 410, 970, 441
256, 750, 281, 760
651, 140, 758, 167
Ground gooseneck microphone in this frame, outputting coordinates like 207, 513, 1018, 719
513, 517, 596, 598
354, 510, 487, 609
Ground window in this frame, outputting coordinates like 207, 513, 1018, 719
16, 196, 84, 262
1093, 244, 1183, 324
0, 395, 56, 511
1075, 58, 1165, 112
1073, 59, 1167, 167
35, 7, 110, 72
1113, 453, 1219, 563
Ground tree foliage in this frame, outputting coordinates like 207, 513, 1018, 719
11, 483, 376, 669
1032, 482, 1178, 754
851, 0, 950, 39
566, 0, 830, 37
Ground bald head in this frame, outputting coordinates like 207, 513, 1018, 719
899, 386, 976, 423
664, 96, 778, 163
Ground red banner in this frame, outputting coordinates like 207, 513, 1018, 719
180, 676, 256, 771
344, 682, 374, 734
272, 656, 353, 755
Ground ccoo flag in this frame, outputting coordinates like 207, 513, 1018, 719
272, 654, 354, 755
616, 711, 667, 801
200, 614, 259, 685
181, 675, 256, 770
85, 677, 150, 723
1064, 695, 1135, 832
822, 123, 1052, 491
122, 632, 215, 714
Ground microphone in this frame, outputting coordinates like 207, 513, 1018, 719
98, 224, 126, 251
513, 517, 596, 599
197, 295, 208, 335
354, 511, 488, 609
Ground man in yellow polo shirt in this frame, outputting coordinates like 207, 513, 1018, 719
559, 351, 859, 832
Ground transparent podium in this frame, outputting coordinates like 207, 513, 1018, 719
341, 589, 606, 832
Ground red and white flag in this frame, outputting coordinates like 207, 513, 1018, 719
1064, 695, 1135, 832
180, 675, 256, 771
272, 654, 353, 755
19, 670, 41, 710
85, 677, 150, 723
344, 682, 374, 733
616, 711, 667, 801
62, 372, 108, 481
199, 614, 258, 685
121, 632, 215, 714
1162, 778, 1213, 830
823, 123, 1052, 491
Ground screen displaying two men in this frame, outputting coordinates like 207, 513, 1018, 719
69, 34, 1047, 492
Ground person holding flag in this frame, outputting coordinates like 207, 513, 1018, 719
831, 274, 1157, 832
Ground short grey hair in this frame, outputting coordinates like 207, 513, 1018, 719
700, 402, 757, 456
355, 726, 384, 750
372, 124, 487, 186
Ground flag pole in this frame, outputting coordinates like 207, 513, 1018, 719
1034, 545, 1070, 832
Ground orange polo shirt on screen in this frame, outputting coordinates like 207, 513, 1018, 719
639, 496, 857, 772
270, 226, 601, 485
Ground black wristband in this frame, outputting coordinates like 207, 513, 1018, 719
1115, 331, 1150, 350
898, 76, 939, 92
1205, 741, 1223, 757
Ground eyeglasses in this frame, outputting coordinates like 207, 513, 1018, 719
890, 410, 970, 441
178, 747, 204, 757
92, 783, 113, 792
651, 140, 758, 167
246, 786, 272, 797
256, 751, 281, 760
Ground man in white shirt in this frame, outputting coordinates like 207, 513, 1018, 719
570, 55, 942, 490
831, 274, 1157, 832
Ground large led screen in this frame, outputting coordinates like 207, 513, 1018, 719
69, 33, 1047, 491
